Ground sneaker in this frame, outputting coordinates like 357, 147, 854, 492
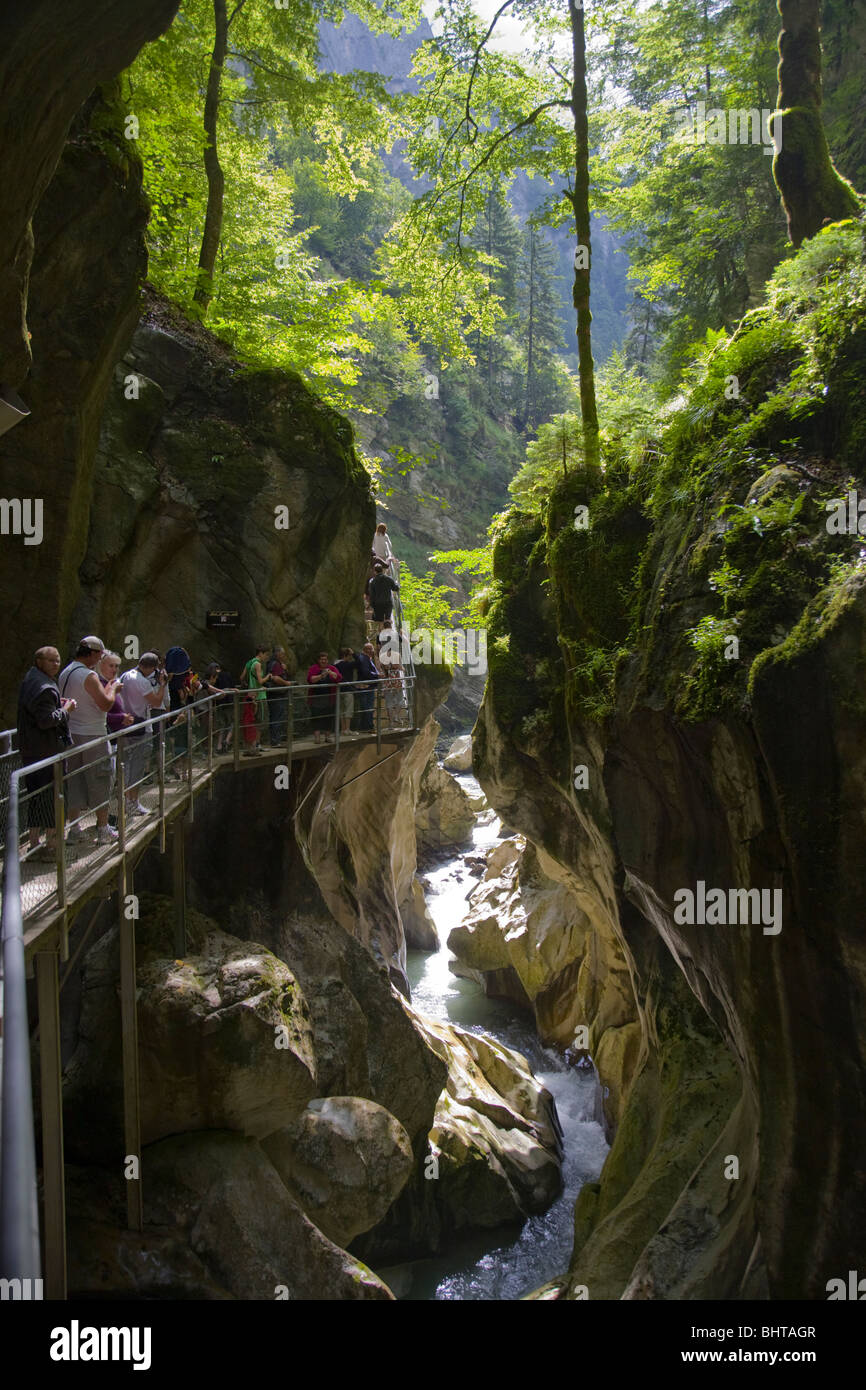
96, 825, 119, 845
129, 801, 150, 817
66, 826, 85, 843
31, 845, 58, 863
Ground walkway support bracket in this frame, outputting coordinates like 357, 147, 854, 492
118, 863, 143, 1233
172, 817, 186, 959
35, 949, 66, 1299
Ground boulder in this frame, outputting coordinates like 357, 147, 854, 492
415, 755, 476, 852
399, 876, 439, 951
62, 901, 317, 1159
143, 1131, 393, 1300
354, 1004, 563, 1258
443, 733, 473, 772
273, 911, 449, 1153
262, 1097, 414, 1247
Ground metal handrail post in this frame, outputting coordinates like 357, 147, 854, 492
376, 676, 382, 754
334, 686, 340, 750
207, 700, 214, 798
186, 706, 194, 824
285, 684, 293, 765
233, 692, 240, 772
158, 723, 166, 854
0, 773, 41, 1282
53, 759, 67, 909
117, 753, 127, 855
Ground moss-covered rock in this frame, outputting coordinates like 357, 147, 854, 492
474, 222, 866, 1299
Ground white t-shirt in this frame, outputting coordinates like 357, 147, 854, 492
59, 662, 107, 738
372, 532, 393, 564
119, 668, 156, 726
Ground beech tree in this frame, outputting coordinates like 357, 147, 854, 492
392, 0, 602, 465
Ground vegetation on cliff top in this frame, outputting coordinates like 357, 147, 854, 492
485, 219, 866, 735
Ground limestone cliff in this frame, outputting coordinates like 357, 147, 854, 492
71, 290, 374, 676
473, 221, 866, 1300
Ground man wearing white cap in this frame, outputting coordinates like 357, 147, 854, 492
59, 637, 121, 845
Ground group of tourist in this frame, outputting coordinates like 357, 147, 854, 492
14, 521, 410, 854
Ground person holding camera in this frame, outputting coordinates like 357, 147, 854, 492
16, 646, 75, 861
119, 652, 169, 815
59, 636, 120, 845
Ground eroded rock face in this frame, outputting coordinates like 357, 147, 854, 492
415, 750, 476, 855
0, 1, 180, 388
448, 835, 635, 1052
475, 427, 866, 1299
144, 1131, 393, 1300
443, 733, 473, 772
292, 670, 450, 991
262, 1097, 414, 1247
0, 88, 155, 723
70, 296, 375, 678
354, 1005, 562, 1261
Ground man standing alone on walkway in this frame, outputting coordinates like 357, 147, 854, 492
59, 636, 120, 845
16, 646, 75, 861
365, 563, 399, 632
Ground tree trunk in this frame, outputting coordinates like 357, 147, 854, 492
773, 0, 860, 247
525, 225, 536, 426
568, 0, 600, 469
193, 0, 229, 314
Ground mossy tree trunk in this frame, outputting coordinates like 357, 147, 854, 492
568, 0, 600, 470
193, 0, 240, 315
772, 0, 860, 247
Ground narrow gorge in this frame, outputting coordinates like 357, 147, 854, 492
1, 0, 864, 1342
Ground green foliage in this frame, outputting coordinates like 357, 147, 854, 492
508, 354, 658, 515
429, 546, 494, 626
484, 221, 866, 732
588, 0, 789, 382
398, 565, 458, 633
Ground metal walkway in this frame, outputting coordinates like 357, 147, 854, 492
0, 639, 417, 1298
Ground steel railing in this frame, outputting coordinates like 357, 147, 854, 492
0, 666, 416, 1285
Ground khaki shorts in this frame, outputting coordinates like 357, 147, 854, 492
66, 735, 112, 811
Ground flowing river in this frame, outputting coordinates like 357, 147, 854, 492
398, 769, 610, 1302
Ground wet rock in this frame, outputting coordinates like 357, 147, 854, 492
399, 876, 439, 951
355, 1004, 562, 1260
448, 836, 634, 1053
143, 1131, 393, 1300
443, 734, 473, 772
262, 1097, 414, 1247
415, 753, 476, 852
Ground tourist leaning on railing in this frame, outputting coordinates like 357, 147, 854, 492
16, 646, 74, 861
334, 648, 359, 737
59, 636, 120, 846
119, 653, 168, 816
306, 651, 342, 745
354, 643, 380, 733
266, 646, 292, 747
240, 645, 271, 756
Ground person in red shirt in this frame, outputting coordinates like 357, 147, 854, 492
306, 650, 342, 744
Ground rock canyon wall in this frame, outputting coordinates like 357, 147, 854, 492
468, 236, 866, 1297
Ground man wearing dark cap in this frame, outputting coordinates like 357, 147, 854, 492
365, 562, 399, 632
